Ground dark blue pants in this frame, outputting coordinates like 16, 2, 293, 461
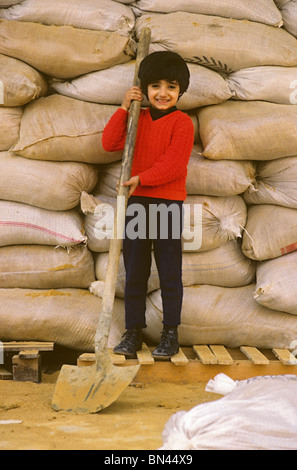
123, 196, 183, 330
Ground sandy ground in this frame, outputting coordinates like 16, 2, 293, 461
0, 371, 220, 451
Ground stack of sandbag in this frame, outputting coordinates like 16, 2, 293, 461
1, 0, 297, 352
0, 0, 139, 350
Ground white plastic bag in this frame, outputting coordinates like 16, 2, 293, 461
160, 375, 297, 450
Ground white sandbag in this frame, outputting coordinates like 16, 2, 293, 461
0, 0, 135, 34
198, 101, 297, 161
13, 96, 123, 164
0, 152, 98, 211
94, 162, 121, 199
0, 201, 86, 248
0, 107, 22, 151
92, 240, 255, 297
81, 192, 116, 253
186, 146, 255, 196
184, 195, 247, 252
160, 378, 297, 450
0, 54, 47, 107
0, 20, 135, 79
145, 284, 297, 349
134, 0, 283, 26
0, 245, 95, 289
255, 251, 297, 315
52, 61, 231, 110
227, 66, 297, 105
242, 205, 297, 261
0, 288, 125, 351
243, 157, 297, 209
279, 0, 297, 37
206, 373, 297, 395
135, 12, 297, 74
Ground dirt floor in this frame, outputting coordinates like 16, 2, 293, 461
0, 369, 221, 451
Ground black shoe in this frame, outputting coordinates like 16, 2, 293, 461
113, 328, 143, 359
152, 327, 179, 360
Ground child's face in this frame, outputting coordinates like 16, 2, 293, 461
147, 80, 180, 111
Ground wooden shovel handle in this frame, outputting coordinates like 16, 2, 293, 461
95, 28, 151, 354
119, 27, 152, 191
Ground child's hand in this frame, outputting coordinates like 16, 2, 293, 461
120, 175, 140, 197
121, 87, 143, 112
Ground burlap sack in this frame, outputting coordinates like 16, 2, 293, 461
0, 152, 98, 211
134, 0, 283, 26
0, 54, 47, 107
227, 66, 297, 105
0, 245, 95, 289
280, 1, 297, 37
92, 240, 255, 297
198, 101, 297, 161
186, 146, 255, 196
0, 201, 86, 247
52, 61, 231, 110
0, 107, 22, 151
0, 288, 125, 351
0, 20, 135, 79
184, 195, 247, 252
255, 251, 297, 315
243, 157, 297, 209
81, 192, 116, 253
242, 205, 297, 261
135, 12, 297, 74
13, 96, 123, 164
0, 0, 135, 34
145, 284, 297, 349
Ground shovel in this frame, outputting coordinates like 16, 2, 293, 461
52, 27, 151, 414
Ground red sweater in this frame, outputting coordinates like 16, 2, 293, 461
102, 107, 194, 201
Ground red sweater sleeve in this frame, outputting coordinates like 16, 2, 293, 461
139, 116, 194, 187
102, 108, 128, 152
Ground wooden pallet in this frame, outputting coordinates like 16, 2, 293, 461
0, 342, 54, 383
78, 344, 297, 385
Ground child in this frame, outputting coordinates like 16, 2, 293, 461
102, 51, 194, 359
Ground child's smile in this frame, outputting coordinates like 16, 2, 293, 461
148, 80, 180, 111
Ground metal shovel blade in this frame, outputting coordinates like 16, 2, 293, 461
52, 358, 140, 414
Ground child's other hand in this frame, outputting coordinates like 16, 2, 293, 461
121, 87, 143, 111
120, 175, 140, 197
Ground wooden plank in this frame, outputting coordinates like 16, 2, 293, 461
12, 353, 41, 383
272, 348, 297, 365
209, 345, 233, 365
109, 350, 126, 365
137, 343, 154, 365
0, 367, 12, 381
19, 349, 40, 360
1, 342, 54, 352
240, 346, 269, 365
193, 345, 218, 364
77, 353, 96, 367
132, 360, 297, 385
171, 348, 189, 366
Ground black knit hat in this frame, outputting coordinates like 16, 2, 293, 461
138, 51, 190, 98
